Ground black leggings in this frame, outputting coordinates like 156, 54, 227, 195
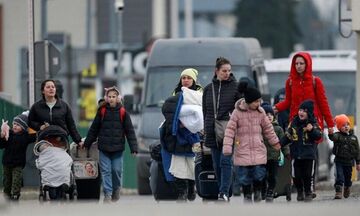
292, 159, 315, 194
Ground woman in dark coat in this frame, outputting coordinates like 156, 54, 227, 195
28, 79, 82, 145
202, 57, 240, 201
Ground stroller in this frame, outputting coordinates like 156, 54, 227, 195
34, 125, 77, 201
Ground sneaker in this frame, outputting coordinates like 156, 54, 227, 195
103, 195, 112, 203
112, 188, 120, 202
10, 194, 20, 201
265, 190, 274, 202
218, 193, 230, 202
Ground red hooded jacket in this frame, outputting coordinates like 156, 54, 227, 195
275, 52, 334, 130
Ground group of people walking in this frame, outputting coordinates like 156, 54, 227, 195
1, 51, 359, 203
159, 52, 360, 203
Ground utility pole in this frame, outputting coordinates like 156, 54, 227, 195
28, 0, 35, 106
352, 0, 360, 137
115, 0, 124, 88
184, 0, 193, 38
41, 0, 47, 40
170, 0, 179, 38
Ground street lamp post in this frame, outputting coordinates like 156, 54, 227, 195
28, 0, 35, 106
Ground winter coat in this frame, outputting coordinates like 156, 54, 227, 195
274, 52, 334, 130
329, 130, 360, 166
84, 103, 138, 153
29, 98, 82, 144
0, 130, 36, 168
223, 98, 280, 166
281, 116, 322, 160
161, 92, 198, 155
264, 121, 290, 160
203, 74, 240, 149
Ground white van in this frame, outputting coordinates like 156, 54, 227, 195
265, 51, 356, 180
134, 37, 269, 194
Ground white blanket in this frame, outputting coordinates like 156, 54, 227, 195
36, 147, 73, 187
179, 104, 203, 133
182, 87, 202, 106
169, 155, 195, 180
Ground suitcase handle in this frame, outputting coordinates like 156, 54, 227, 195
76, 145, 90, 158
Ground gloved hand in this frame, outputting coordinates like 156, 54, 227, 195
1, 119, 10, 141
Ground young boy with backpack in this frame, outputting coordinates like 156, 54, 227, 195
80, 86, 138, 202
328, 114, 360, 199
0, 112, 36, 200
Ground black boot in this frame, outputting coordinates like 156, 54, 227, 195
175, 178, 188, 201
297, 189, 304, 201
253, 181, 263, 203
187, 180, 196, 201
242, 185, 252, 203
261, 180, 267, 200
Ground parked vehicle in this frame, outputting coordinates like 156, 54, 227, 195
265, 50, 356, 180
129, 37, 270, 194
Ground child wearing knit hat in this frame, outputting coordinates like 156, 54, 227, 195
260, 102, 290, 202
281, 100, 322, 202
329, 114, 360, 199
0, 112, 37, 200
223, 83, 281, 203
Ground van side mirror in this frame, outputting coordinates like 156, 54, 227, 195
123, 94, 139, 114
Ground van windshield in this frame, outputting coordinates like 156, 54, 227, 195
268, 71, 355, 117
145, 66, 249, 106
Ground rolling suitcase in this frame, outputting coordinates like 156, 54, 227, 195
273, 157, 292, 201
150, 160, 178, 201
194, 150, 219, 200
70, 142, 101, 200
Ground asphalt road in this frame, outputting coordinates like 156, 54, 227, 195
1, 184, 360, 216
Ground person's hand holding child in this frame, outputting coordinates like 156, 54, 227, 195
1, 119, 10, 141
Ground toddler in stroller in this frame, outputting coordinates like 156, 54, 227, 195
34, 125, 77, 200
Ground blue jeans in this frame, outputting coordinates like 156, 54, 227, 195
334, 162, 353, 187
99, 150, 123, 196
236, 165, 266, 186
211, 148, 232, 196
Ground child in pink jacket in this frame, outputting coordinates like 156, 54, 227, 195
223, 83, 281, 203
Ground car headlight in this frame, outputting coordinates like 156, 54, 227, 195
138, 136, 159, 153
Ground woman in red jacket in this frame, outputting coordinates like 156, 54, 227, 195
273, 52, 334, 133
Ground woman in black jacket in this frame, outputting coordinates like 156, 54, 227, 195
28, 79, 82, 145
202, 57, 240, 201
